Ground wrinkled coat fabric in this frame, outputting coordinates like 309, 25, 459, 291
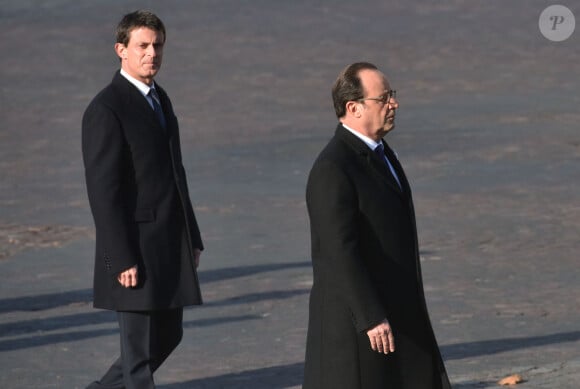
303, 125, 451, 389
82, 71, 203, 311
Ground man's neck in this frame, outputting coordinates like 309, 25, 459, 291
120, 69, 156, 97
120, 68, 154, 87
341, 122, 381, 150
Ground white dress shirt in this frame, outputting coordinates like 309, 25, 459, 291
120, 68, 158, 110
341, 123, 402, 189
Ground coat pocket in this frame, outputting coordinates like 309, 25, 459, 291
134, 207, 155, 222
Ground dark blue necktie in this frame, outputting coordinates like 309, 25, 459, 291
375, 143, 402, 190
148, 88, 166, 129
374, 143, 387, 161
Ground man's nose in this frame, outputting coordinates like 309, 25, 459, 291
148, 44, 158, 56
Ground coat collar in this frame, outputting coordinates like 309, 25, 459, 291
335, 124, 373, 156
334, 124, 409, 197
111, 71, 171, 135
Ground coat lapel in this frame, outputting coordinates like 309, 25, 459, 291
155, 85, 177, 138
112, 71, 169, 136
382, 140, 412, 197
335, 125, 405, 198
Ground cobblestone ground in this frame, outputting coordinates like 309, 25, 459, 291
1, 1, 579, 388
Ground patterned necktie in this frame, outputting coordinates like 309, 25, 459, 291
375, 143, 402, 190
148, 88, 166, 129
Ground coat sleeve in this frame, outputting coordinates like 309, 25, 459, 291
82, 99, 138, 275
306, 158, 386, 333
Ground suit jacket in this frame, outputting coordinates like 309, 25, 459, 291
82, 71, 203, 311
303, 125, 450, 389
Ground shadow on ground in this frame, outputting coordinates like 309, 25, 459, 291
0, 261, 310, 313
442, 331, 580, 360
159, 362, 304, 389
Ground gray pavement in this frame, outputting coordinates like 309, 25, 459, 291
1, 1, 579, 388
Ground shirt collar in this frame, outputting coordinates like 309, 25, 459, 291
340, 123, 381, 151
120, 69, 156, 97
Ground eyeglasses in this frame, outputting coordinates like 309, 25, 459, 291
357, 90, 397, 105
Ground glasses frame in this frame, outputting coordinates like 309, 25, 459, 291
357, 90, 397, 105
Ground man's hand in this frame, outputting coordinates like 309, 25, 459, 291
117, 265, 138, 288
193, 248, 201, 269
366, 319, 395, 354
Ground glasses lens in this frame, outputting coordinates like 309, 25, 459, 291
383, 90, 396, 103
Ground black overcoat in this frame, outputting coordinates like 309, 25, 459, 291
82, 71, 203, 311
303, 125, 451, 389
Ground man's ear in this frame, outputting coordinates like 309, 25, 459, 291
114, 43, 127, 60
345, 101, 361, 118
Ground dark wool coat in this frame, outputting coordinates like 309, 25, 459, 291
82, 71, 203, 311
303, 125, 451, 389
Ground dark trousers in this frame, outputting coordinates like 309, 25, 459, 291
87, 308, 183, 389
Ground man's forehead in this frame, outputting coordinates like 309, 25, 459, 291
361, 69, 390, 91
128, 27, 164, 42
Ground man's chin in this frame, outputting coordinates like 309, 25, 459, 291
140, 70, 160, 83
143, 65, 161, 75
382, 122, 395, 134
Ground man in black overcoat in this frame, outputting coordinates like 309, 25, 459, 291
82, 10, 203, 389
303, 62, 451, 388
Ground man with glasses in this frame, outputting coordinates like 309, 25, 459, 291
303, 62, 451, 388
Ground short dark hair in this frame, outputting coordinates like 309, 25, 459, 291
332, 62, 378, 118
116, 10, 166, 46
